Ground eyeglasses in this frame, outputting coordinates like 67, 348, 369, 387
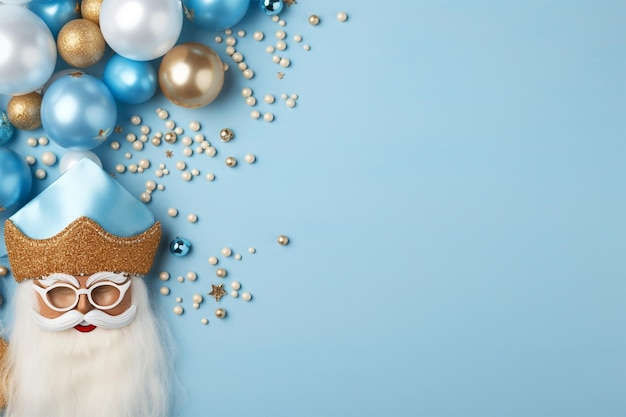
32, 279, 131, 312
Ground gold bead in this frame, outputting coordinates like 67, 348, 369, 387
216, 267, 227, 278
277, 235, 289, 246
225, 156, 237, 168
215, 308, 226, 319
219, 128, 234, 142
7, 92, 42, 131
57, 19, 106, 68
81, 0, 103, 25
164, 131, 177, 144
0, 265, 9, 277
308, 15, 320, 25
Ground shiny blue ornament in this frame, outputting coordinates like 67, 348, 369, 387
182, 0, 250, 31
259, 0, 283, 15
103, 54, 158, 105
0, 111, 15, 146
0, 148, 33, 212
41, 73, 117, 151
169, 237, 192, 257
28, 0, 82, 38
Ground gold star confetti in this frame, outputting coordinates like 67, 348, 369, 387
94, 128, 110, 143
165, 150, 173, 158
209, 284, 227, 302
277, 72, 285, 80
114, 125, 123, 134
70, 72, 84, 78
183, 4, 194, 21
284, 0, 297, 6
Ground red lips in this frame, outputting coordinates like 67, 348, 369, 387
74, 324, 97, 333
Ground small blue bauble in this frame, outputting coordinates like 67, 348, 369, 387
169, 237, 192, 257
28, 0, 81, 38
0, 111, 15, 146
259, 0, 283, 15
103, 54, 157, 105
182, 0, 250, 31
0, 148, 33, 212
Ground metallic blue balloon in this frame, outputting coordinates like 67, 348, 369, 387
169, 237, 192, 256
41, 73, 118, 151
103, 54, 157, 104
0, 148, 32, 212
28, 0, 81, 38
0, 111, 15, 146
259, 0, 282, 15
182, 0, 250, 31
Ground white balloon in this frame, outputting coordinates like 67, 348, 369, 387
0, 5, 56, 95
59, 151, 103, 175
0, 0, 31, 4
100, 0, 183, 61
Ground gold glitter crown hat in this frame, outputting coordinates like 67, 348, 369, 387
4, 158, 161, 282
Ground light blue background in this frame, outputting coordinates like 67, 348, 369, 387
1, 1, 625, 416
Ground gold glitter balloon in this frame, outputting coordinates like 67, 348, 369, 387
57, 19, 106, 68
81, 0, 103, 25
159, 43, 225, 109
7, 92, 42, 131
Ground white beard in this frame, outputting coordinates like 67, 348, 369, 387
1, 277, 171, 417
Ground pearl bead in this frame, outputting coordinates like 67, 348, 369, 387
189, 121, 200, 131
139, 159, 150, 169
208, 256, 218, 265
192, 303, 200, 309
26, 137, 37, 147
159, 163, 166, 169
159, 286, 170, 295
264, 94, 275, 104
187, 213, 198, 223
232, 52, 243, 63
286, 98, 296, 108
157, 184, 165, 191
182, 136, 192, 146
25, 155, 35, 165
245, 153, 256, 164
246, 96, 257, 106
175, 160, 186, 170
308, 14, 320, 25
241, 292, 252, 302
169, 237, 191, 256
140, 125, 150, 134
279, 57, 291, 67
303, 44, 311, 51
230, 281, 241, 290
253, 31, 264, 41
223, 63, 229, 71
230, 290, 239, 298
183, 148, 193, 157
206, 147, 217, 157
234, 254, 242, 260
195, 134, 205, 143
241, 87, 252, 97
243, 69, 254, 79
139, 134, 148, 143
165, 120, 175, 130
248, 247, 256, 254
215, 308, 226, 319
126, 133, 136, 142
146, 180, 157, 190
191, 168, 200, 176
275, 40, 287, 51
293, 34, 302, 42
225, 46, 235, 56
177, 276, 184, 282
251, 110, 261, 119
216, 268, 227, 278
196, 147, 204, 155
130, 115, 141, 125
221, 247, 232, 257
279, 19, 286, 26
290, 93, 299, 100
276, 30, 286, 40
214, 36, 222, 43
271, 15, 279, 22
175, 297, 182, 303
38, 136, 49, 146
238, 30, 246, 37
201, 140, 210, 149
35, 169, 46, 180
151, 137, 161, 146
226, 36, 236, 46
201, 318, 209, 325
155, 170, 163, 177
128, 164, 138, 173
192, 293, 203, 303
140, 192, 151, 203
110, 141, 120, 150
337, 11, 348, 22
0, 265, 9, 276
41, 151, 56, 166
173, 306, 184, 315
281, 93, 288, 100
263, 112, 275, 122
115, 164, 126, 173
225, 157, 237, 167
162, 168, 170, 175
181, 171, 192, 181
238, 62, 248, 71
137, 167, 144, 173
206, 173, 215, 181
132, 141, 144, 151
159, 271, 170, 281
157, 109, 169, 119
272, 55, 281, 64
266, 45, 275, 53
277, 235, 289, 245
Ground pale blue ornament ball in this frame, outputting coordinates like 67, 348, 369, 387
0, 148, 33, 212
182, 0, 250, 31
0, 111, 15, 146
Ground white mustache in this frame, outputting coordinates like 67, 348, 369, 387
31, 305, 138, 332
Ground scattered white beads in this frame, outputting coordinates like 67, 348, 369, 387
115, 164, 126, 173
140, 192, 151, 203
173, 305, 184, 315
208, 256, 218, 265
275, 40, 287, 51
253, 31, 264, 41
230, 281, 241, 290
230, 290, 239, 298
264, 94, 275, 104
201, 318, 209, 325
303, 44, 311, 51
248, 247, 256, 254
40, 151, 56, 166
279, 57, 291, 67
206, 173, 215, 181
237, 29, 246, 37
25, 155, 36, 165
189, 121, 200, 131
245, 153, 256, 164
276, 30, 286, 40
159, 286, 170, 295
187, 213, 198, 223
167, 208, 178, 217
38, 136, 49, 146
293, 34, 302, 42
175, 160, 186, 170
241, 292, 252, 302
177, 275, 184, 283
286, 98, 296, 108
206, 147, 217, 157
337, 11, 348, 22
243, 69, 254, 79
234, 254, 242, 260
263, 112, 275, 122
251, 110, 261, 119
192, 293, 203, 304
159, 271, 170, 281
181, 171, 192, 181
246, 96, 257, 106
27, 137, 37, 147
130, 115, 141, 125
35, 169, 46, 180
214, 36, 222, 43
175, 297, 182, 303
110, 141, 120, 150
221, 247, 232, 257
241, 87, 253, 97
187, 272, 198, 282
157, 109, 169, 119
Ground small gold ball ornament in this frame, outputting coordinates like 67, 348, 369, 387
0, 265, 9, 277
57, 19, 106, 68
219, 128, 234, 142
215, 308, 227, 319
277, 235, 290, 246
81, 0, 103, 25
308, 15, 320, 25
216, 268, 227, 278
7, 92, 42, 131
225, 157, 237, 168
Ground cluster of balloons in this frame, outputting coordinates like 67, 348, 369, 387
0, 0, 276, 212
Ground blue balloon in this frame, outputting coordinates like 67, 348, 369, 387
182, 0, 250, 31
0, 111, 15, 146
28, 0, 81, 38
0, 148, 32, 212
103, 54, 157, 104
41, 73, 118, 151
